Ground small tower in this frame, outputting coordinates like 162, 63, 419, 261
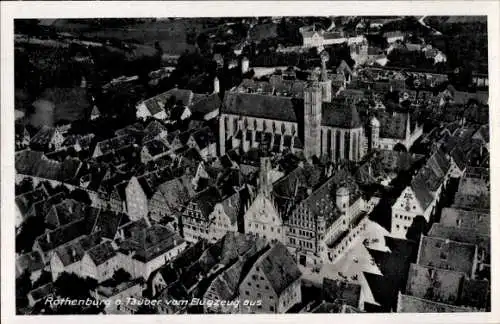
319, 50, 332, 103
213, 76, 220, 94
80, 76, 87, 88
241, 56, 250, 74
258, 156, 273, 198
336, 186, 350, 216
370, 116, 380, 150
303, 80, 323, 159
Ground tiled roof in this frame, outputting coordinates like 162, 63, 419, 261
143, 139, 169, 157
272, 163, 324, 215
95, 134, 136, 156
143, 120, 168, 142
377, 112, 407, 139
237, 79, 274, 95
16, 251, 44, 275
15, 188, 48, 216
54, 232, 102, 266
155, 175, 194, 212
172, 239, 211, 271
409, 151, 451, 210
26, 192, 66, 220
118, 219, 150, 239
406, 263, 465, 304
458, 278, 490, 310
115, 123, 145, 137
398, 293, 475, 312
45, 199, 87, 228
356, 150, 424, 185
97, 278, 143, 298
450, 148, 467, 171
30, 126, 57, 147
141, 88, 194, 116
35, 218, 92, 253
158, 280, 189, 302
189, 93, 222, 117
15, 150, 82, 182
190, 127, 216, 150
323, 31, 343, 39
209, 259, 245, 301
322, 278, 361, 308
191, 187, 221, 219
417, 236, 477, 275
220, 191, 242, 225
222, 92, 302, 122
440, 207, 489, 235
86, 241, 117, 266
120, 224, 186, 263
269, 76, 306, 98
258, 242, 301, 295
322, 102, 362, 128
218, 232, 267, 266
29, 283, 55, 302
428, 223, 490, 263
92, 209, 129, 240
453, 174, 490, 210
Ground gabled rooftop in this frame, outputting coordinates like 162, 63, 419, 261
417, 236, 477, 276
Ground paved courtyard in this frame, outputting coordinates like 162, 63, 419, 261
300, 219, 391, 306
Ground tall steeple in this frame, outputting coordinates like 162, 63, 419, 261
319, 50, 332, 103
258, 156, 273, 198
303, 79, 322, 159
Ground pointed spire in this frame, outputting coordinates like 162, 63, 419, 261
258, 156, 273, 198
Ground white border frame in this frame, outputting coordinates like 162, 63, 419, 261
1, 2, 499, 324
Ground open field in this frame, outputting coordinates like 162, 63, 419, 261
49, 19, 210, 55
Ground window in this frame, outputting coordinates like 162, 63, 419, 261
248, 282, 252, 286
265, 285, 269, 290
256, 284, 260, 288
245, 291, 249, 296
270, 306, 274, 312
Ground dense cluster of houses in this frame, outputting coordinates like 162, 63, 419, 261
395, 121, 490, 312
14, 17, 490, 315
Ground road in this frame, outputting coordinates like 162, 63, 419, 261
417, 16, 442, 35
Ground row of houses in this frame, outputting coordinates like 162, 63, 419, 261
398, 168, 490, 312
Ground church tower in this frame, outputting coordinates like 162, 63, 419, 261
304, 78, 323, 159
370, 116, 380, 150
336, 186, 350, 216
258, 156, 273, 198
319, 51, 332, 103
213, 76, 220, 94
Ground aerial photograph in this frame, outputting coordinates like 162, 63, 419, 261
13, 16, 490, 314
